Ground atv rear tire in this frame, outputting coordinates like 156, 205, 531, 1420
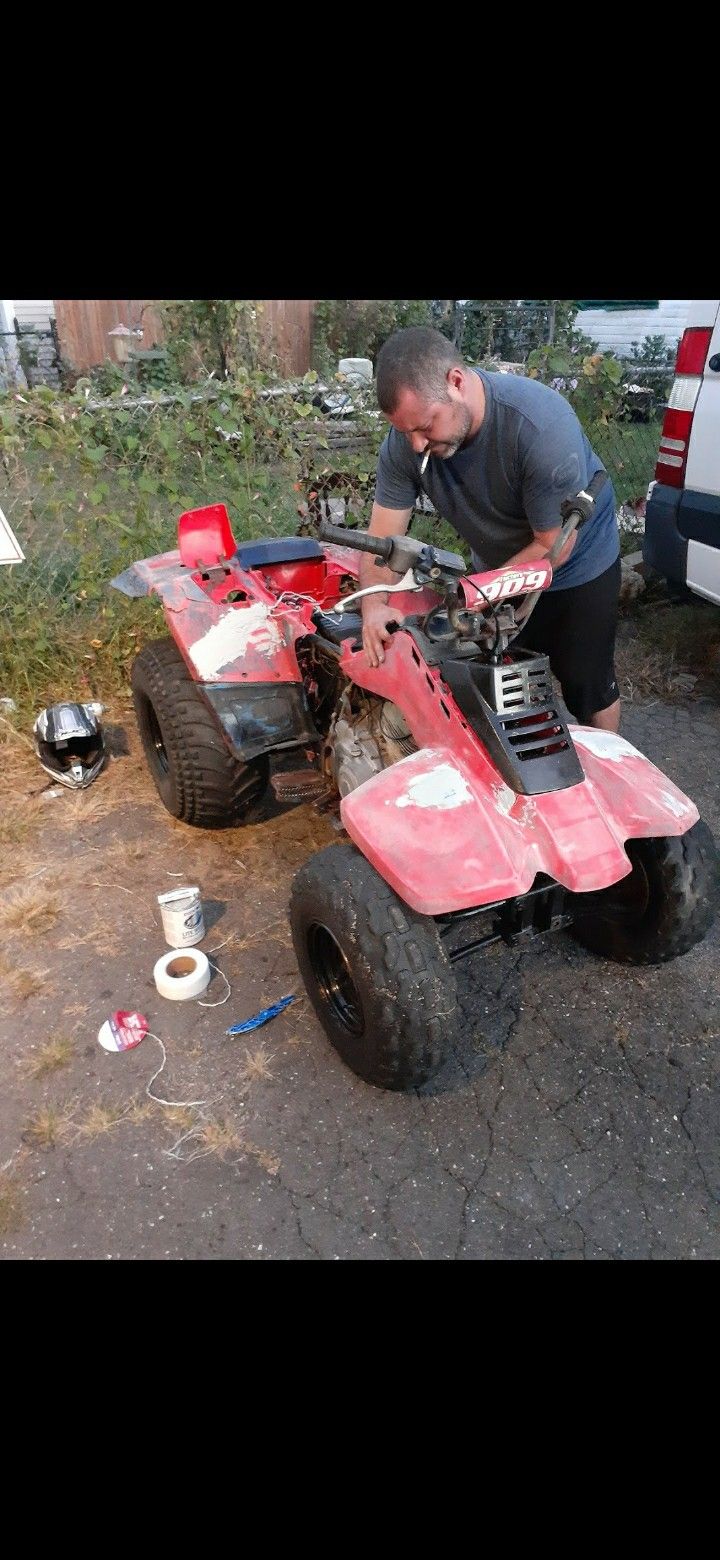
131, 638, 268, 828
290, 842, 458, 1090
570, 819, 719, 964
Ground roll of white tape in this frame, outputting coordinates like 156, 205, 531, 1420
153, 948, 211, 1001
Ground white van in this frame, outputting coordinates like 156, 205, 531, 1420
643, 299, 720, 604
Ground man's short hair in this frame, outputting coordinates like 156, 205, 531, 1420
376, 327, 463, 414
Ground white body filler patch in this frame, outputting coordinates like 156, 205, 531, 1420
659, 789, 694, 819
571, 729, 640, 761
395, 764, 473, 811
492, 781, 516, 817
189, 603, 281, 681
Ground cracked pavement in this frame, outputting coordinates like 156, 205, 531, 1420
1, 692, 719, 1260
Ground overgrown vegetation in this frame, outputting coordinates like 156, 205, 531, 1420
460, 299, 588, 362
312, 300, 442, 375
0, 301, 675, 720
0, 367, 385, 715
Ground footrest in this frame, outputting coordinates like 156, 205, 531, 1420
271, 770, 331, 802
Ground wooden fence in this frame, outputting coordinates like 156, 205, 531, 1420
54, 300, 315, 377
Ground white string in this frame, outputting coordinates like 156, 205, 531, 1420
197, 960, 231, 1008
267, 590, 319, 616
144, 1034, 208, 1109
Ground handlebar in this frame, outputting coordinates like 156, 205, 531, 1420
319, 522, 393, 562
319, 471, 609, 638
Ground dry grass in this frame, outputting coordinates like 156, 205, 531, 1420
162, 1113, 241, 1163
162, 1112, 280, 1174
194, 1119, 245, 1158
618, 593, 720, 703
616, 640, 681, 703
0, 882, 61, 938
22, 1035, 75, 1078
213, 920, 290, 957
0, 803, 43, 851
125, 1100, 156, 1125
62, 1001, 89, 1017
237, 1044, 275, 1084
100, 839, 159, 868
156, 1105, 197, 1134
243, 1141, 281, 1176
0, 954, 50, 1003
0, 1174, 23, 1235
54, 788, 119, 829
57, 925, 123, 957
22, 1101, 76, 1149
75, 1101, 135, 1139
0, 712, 36, 766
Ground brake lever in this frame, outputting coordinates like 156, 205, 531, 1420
329, 569, 422, 613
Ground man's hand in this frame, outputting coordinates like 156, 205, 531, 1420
362, 597, 402, 668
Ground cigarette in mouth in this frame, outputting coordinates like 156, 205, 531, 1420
420, 451, 430, 475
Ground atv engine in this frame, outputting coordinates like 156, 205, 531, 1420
325, 692, 417, 798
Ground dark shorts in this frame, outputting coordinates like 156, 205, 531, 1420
513, 554, 621, 724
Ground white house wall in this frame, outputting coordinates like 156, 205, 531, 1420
573, 301, 690, 357
12, 300, 54, 328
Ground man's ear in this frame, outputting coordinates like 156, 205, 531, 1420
446, 365, 464, 395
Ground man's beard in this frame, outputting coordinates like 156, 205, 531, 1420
431, 403, 473, 458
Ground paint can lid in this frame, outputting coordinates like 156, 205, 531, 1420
157, 886, 200, 906
98, 1011, 149, 1052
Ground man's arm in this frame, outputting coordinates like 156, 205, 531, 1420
502, 524, 577, 571
359, 501, 413, 668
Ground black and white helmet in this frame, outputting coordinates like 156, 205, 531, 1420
33, 702, 106, 789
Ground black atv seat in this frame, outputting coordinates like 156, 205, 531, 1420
235, 537, 324, 569
312, 608, 364, 646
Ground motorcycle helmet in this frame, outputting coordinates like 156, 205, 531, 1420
33, 701, 106, 789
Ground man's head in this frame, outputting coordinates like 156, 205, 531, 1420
376, 326, 480, 459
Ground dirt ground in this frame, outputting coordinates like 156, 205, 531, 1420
2, 624, 719, 1261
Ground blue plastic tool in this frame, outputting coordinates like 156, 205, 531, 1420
226, 994, 296, 1035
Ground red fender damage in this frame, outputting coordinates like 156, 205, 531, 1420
339, 731, 699, 915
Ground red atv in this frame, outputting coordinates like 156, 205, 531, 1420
113, 484, 718, 1090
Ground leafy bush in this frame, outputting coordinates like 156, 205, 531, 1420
312, 300, 437, 376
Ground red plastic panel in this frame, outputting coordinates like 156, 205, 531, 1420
178, 504, 238, 569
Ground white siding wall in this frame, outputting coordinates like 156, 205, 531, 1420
572, 301, 690, 357
12, 299, 54, 328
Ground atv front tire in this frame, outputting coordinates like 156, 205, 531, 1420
290, 842, 458, 1089
570, 819, 719, 964
131, 638, 268, 828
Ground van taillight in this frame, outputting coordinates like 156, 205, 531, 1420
654, 325, 712, 486
675, 326, 712, 375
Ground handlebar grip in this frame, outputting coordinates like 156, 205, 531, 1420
319, 522, 393, 561
560, 470, 608, 526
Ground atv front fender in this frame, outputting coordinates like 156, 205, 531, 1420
339, 735, 699, 916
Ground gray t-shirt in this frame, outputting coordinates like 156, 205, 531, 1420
374, 369, 619, 591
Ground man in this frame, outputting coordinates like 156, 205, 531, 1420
361, 326, 621, 732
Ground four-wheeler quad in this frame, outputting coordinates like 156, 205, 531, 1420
112, 483, 719, 1090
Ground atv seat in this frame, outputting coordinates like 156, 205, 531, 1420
312, 608, 364, 646
235, 537, 324, 569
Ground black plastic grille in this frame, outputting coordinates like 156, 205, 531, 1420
499, 708, 569, 760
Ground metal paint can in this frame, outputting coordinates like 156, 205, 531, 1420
157, 885, 205, 947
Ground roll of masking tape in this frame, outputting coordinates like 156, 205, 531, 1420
153, 947, 211, 1001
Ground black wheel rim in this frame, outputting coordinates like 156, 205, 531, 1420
146, 702, 169, 776
307, 922, 364, 1036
